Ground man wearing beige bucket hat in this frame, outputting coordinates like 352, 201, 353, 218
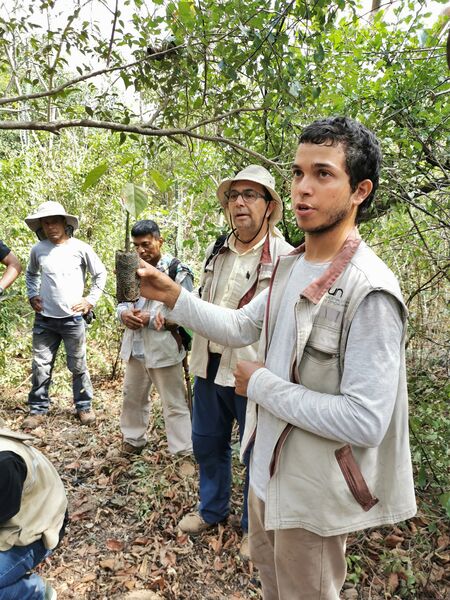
22, 201, 107, 429
177, 165, 292, 558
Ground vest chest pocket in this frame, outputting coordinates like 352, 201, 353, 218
298, 347, 340, 395
297, 325, 341, 394
307, 297, 344, 353
307, 323, 341, 356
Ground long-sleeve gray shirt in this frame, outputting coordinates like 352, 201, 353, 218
26, 238, 107, 318
168, 262, 403, 500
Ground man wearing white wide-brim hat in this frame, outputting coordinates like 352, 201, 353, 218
22, 201, 107, 429
177, 165, 292, 559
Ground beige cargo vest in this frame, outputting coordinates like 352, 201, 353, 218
0, 429, 67, 550
190, 232, 293, 386
242, 232, 416, 535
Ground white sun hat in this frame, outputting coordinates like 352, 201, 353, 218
25, 201, 79, 233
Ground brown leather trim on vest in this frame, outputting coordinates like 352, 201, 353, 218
264, 255, 282, 360
269, 424, 293, 477
302, 230, 361, 304
335, 444, 379, 512
237, 235, 272, 309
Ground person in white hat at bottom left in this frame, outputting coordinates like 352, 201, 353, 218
22, 201, 107, 429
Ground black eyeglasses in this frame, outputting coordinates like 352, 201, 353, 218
224, 189, 267, 204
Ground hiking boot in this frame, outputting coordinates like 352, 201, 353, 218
122, 442, 144, 456
44, 580, 57, 600
22, 413, 46, 430
239, 533, 250, 560
77, 409, 96, 425
178, 511, 214, 535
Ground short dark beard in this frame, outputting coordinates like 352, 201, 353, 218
301, 207, 351, 235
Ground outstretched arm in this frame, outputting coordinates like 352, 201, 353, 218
138, 262, 266, 348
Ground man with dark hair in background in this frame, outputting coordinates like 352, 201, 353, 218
136, 117, 416, 598
117, 219, 194, 456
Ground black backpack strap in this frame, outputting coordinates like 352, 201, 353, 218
167, 257, 192, 351
168, 257, 181, 281
203, 233, 228, 272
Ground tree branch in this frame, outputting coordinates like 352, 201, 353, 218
0, 44, 187, 107
0, 118, 284, 171
106, 0, 119, 67
186, 106, 268, 131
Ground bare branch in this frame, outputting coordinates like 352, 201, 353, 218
406, 267, 450, 305
186, 106, 269, 131
0, 118, 284, 171
106, 0, 119, 67
390, 189, 449, 228
0, 44, 187, 107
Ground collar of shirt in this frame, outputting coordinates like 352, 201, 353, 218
227, 233, 267, 256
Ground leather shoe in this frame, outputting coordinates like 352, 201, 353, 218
22, 414, 46, 430
77, 409, 96, 425
178, 511, 214, 535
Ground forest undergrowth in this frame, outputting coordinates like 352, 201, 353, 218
0, 362, 448, 600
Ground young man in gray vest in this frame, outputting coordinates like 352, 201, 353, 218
23, 201, 107, 429
0, 427, 67, 600
136, 117, 416, 599
177, 166, 292, 559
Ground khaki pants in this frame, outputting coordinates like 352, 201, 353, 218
248, 488, 347, 600
120, 356, 192, 455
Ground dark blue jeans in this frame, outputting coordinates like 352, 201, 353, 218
192, 353, 249, 531
0, 538, 51, 600
28, 314, 93, 413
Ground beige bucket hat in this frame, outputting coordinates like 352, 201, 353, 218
216, 165, 283, 229
25, 201, 79, 233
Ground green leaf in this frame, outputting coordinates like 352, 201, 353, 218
82, 162, 109, 191
120, 183, 148, 218
120, 154, 136, 166
150, 169, 170, 192
417, 464, 427, 488
177, 0, 195, 28
314, 43, 325, 63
